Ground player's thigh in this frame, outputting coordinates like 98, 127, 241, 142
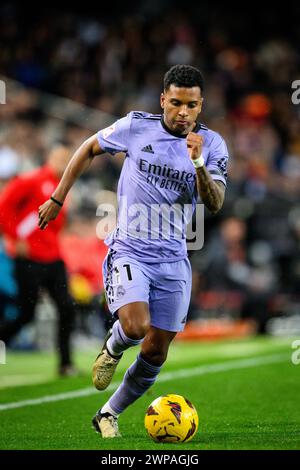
149, 259, 192, 333
103, 252, 151, 321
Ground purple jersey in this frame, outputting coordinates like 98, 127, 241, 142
97, 111, 229, 262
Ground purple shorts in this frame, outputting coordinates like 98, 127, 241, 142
103, 250, 192, 332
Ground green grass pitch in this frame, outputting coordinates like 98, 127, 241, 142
0, 336, 299, 450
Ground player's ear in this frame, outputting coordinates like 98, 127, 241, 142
160, 92, 165, 109
199, 97, 204, 112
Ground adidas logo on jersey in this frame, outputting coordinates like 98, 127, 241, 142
141, 144, 154, 154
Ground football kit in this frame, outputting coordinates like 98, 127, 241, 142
97, 111, 229, 331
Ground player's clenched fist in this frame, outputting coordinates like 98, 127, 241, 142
186, 132, 204, 161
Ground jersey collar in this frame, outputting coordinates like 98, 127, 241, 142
160, 116, 201, 138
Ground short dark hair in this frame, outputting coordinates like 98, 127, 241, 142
164, 65, 204, 93
52, 139, 72, 149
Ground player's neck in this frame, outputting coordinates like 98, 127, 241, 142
161, 116, 199, 138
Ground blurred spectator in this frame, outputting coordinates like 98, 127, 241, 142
191, 217, 280, 331
0, 236, 17, 320
0, 145, 19, 191
0, 142, 77, 375
60, 212, 110, 332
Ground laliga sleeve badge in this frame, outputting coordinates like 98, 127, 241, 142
102, 123, 116, 139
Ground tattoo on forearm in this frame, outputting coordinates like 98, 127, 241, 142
195, 166, 224, 213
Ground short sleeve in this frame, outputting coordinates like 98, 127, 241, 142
206, 133, 229, 186
97, 112, 132, 155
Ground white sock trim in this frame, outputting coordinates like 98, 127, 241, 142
106, 337, 123, 357
101, 402, 119, 418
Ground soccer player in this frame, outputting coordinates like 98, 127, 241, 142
38, 65, 229, 437
0, 143, 77, 376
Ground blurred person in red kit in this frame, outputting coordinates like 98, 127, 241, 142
0, 142, 77, 376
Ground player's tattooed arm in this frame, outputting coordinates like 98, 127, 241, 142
38, 134, 104, 229
194, 167, 225, 214
186, 132, 225, 214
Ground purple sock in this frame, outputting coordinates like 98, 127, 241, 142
108, 353, 161, 414
107, 320, 143, 356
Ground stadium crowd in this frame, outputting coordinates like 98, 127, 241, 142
1, 2, 300, 340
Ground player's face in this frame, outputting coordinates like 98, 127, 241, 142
49, 146, 73, 177
160, 85, 203, 135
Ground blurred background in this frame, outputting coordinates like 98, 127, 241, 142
1, 0, 300, 353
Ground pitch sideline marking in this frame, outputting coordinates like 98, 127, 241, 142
0, 353, 287, 411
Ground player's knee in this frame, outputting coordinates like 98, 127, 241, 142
122, 317, 150, 340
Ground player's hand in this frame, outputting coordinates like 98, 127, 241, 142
15, 239, 29, 257
38, 199, 61, 230
186, 132, 204, 161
